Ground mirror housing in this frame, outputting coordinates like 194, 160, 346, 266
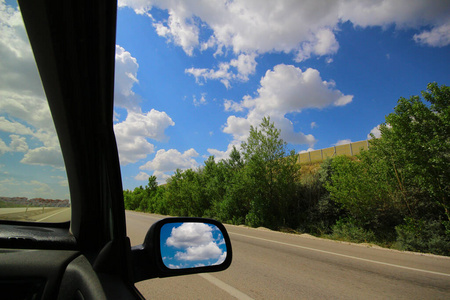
131, 217, 232, 282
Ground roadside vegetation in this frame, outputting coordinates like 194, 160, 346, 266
0, 200, 24, 208
124, 83, 449, 256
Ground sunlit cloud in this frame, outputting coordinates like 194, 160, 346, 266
139, 148, 199, 183
114, 109, 175, 165
222, 64, 352, 148
120, 0, 450, 61
335, 139, 352, 146
163, 223, 226, 266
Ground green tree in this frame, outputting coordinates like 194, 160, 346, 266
123, 186, 145, 211
219, 157, 251, 224
138, 175, 159, 212
164, 168, 210, 217
241, 116, 300, 228
326, 83, 450, 252
326, 154, 403, 240
371, 83, 449, 223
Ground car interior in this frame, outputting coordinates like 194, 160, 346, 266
0, 1, 232, 299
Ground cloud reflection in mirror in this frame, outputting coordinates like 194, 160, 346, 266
160, 222, 227, 269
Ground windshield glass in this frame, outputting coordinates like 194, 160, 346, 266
0, 0, 70, 223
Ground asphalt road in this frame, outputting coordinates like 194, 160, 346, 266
126, 211, 450, 299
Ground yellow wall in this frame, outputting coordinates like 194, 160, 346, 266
298, 140, 370, 164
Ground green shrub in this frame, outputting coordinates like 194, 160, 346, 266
395, 218, 450, 256
331, 218, 376, 243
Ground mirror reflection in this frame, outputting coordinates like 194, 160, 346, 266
160, 222, 227, 269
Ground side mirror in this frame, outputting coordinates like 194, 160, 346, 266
131, 217, 232, 282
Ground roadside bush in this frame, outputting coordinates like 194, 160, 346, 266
395, 218, 450, 256
331, 218, 376, 243
303, 194, 346, 235
301, 159, 346, 235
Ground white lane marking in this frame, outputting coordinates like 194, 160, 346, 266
36, 208, 70, 222
199, 273, 254, 300
229, 232, 450, 278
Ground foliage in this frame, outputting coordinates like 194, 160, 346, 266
326, 83, 449, 252
326, 154, 403, 240
331, 218, 376, 243
241, 117, 300, 228
371, 83, 449, 220
299, 159, 345, 235
0, 200, 25, 208
395, 218, 450, 256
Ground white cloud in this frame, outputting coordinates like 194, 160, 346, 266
166, 223, 224, 262
335, 139, 351, 146
368, 124, 391, 139
166, 223, 215, 248
167, 264, 181, 269
368, 125, 382, 139
140, 148, 199, 172
0, 117, 34, 135
114, 109, 175, 165
193, 93, 207, 106
299, 148, 315, 154
338, 0, 450, 29
229, 53, 257, 81
0, 111, 61, 167
26, 180, 53, 196
207, 141, 240, 162
243, 65, 352, 113
115, 45, 141, 112
134, 171, 150, 181
115, 109, 174, 141
113, 45, 177, 167
222, 64, 352, 147
0, 2, 66, 169
0, 138, 8, 155
413, 23, 450, 47
175, 241, 222, 261
310, 122, 317, 129
119, 0, 450, 62
295, 28, 339, 62
213, 251, 227, 266
0, 177, 68, 199
20, 147, 65, 168
223, 99, 244, 112
153, 9, 199, 56
138, 148, 199, 184
0, 135, 29, 154
186, 53, 258, 88
0, 92, 56, 137
0, 3, 52, 131
185, 63, 233, 88
0, 1, 43, 98
222, 115, 252, 143
9, 135, 28, 152
152, 170, 171, 184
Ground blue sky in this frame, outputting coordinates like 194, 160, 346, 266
0, 0, 450, 198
